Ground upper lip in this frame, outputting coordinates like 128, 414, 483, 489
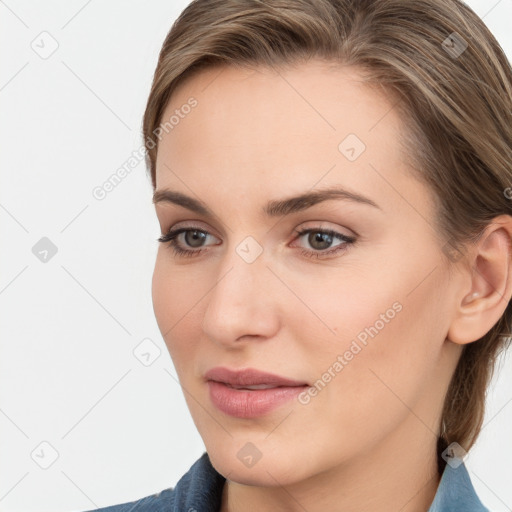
204, 366, 308, 387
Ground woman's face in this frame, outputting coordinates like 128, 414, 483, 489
151, 60, 463, 486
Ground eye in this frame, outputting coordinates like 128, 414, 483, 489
157, 227, 220, 258
292, 227, 356, 259
157, 225, 356, 259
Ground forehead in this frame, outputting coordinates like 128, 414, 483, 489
162, 60, 400, 142
154, 60, 429, 220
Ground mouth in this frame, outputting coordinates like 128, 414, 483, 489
221, 383, 297, 390
204, 366, 309, 418
204, 366, 309, 388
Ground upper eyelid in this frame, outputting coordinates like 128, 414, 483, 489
163, 223, 349, 235
155, 201, 365, 235
161, 220, 221, 238
161, 217, 355, 234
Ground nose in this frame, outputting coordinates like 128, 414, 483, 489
201, 242, 281, 348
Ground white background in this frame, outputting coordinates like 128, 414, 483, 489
1, 1, 511, 511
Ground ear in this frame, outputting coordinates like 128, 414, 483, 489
447, 215, 512, 345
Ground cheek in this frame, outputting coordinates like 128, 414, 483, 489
151, 253, 204, 364
152, 252, 206, 327
305, 238, 445, 353
315, 279, 446, 438
282, 256, 408, 354
294, 244, 447, 403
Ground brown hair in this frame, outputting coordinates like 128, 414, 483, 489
142, 0, 512, 460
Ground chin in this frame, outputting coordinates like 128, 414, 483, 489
206, 442, 308, 487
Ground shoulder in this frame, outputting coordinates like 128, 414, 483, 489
80, 452, 225, 512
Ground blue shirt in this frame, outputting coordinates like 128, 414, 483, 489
85, 451, 489, 511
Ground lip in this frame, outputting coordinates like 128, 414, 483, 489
204, 366, 308, 387
205, 366, 309, 418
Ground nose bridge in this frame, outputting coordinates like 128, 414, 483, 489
215, 233, 268, 296
201, 234, 279, 344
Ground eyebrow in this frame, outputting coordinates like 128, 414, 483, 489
152, 185, 381, 217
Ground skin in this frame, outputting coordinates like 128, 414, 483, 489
151, 60, 512, 512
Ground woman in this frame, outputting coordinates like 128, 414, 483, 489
88, 0, 512, 510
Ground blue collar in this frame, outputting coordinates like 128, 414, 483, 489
427, 459, 489, 511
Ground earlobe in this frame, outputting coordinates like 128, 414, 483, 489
446, 216, 512, 345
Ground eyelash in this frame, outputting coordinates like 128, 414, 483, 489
157, 226, 356, 259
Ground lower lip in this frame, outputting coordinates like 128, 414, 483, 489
207, 380, 308, 418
